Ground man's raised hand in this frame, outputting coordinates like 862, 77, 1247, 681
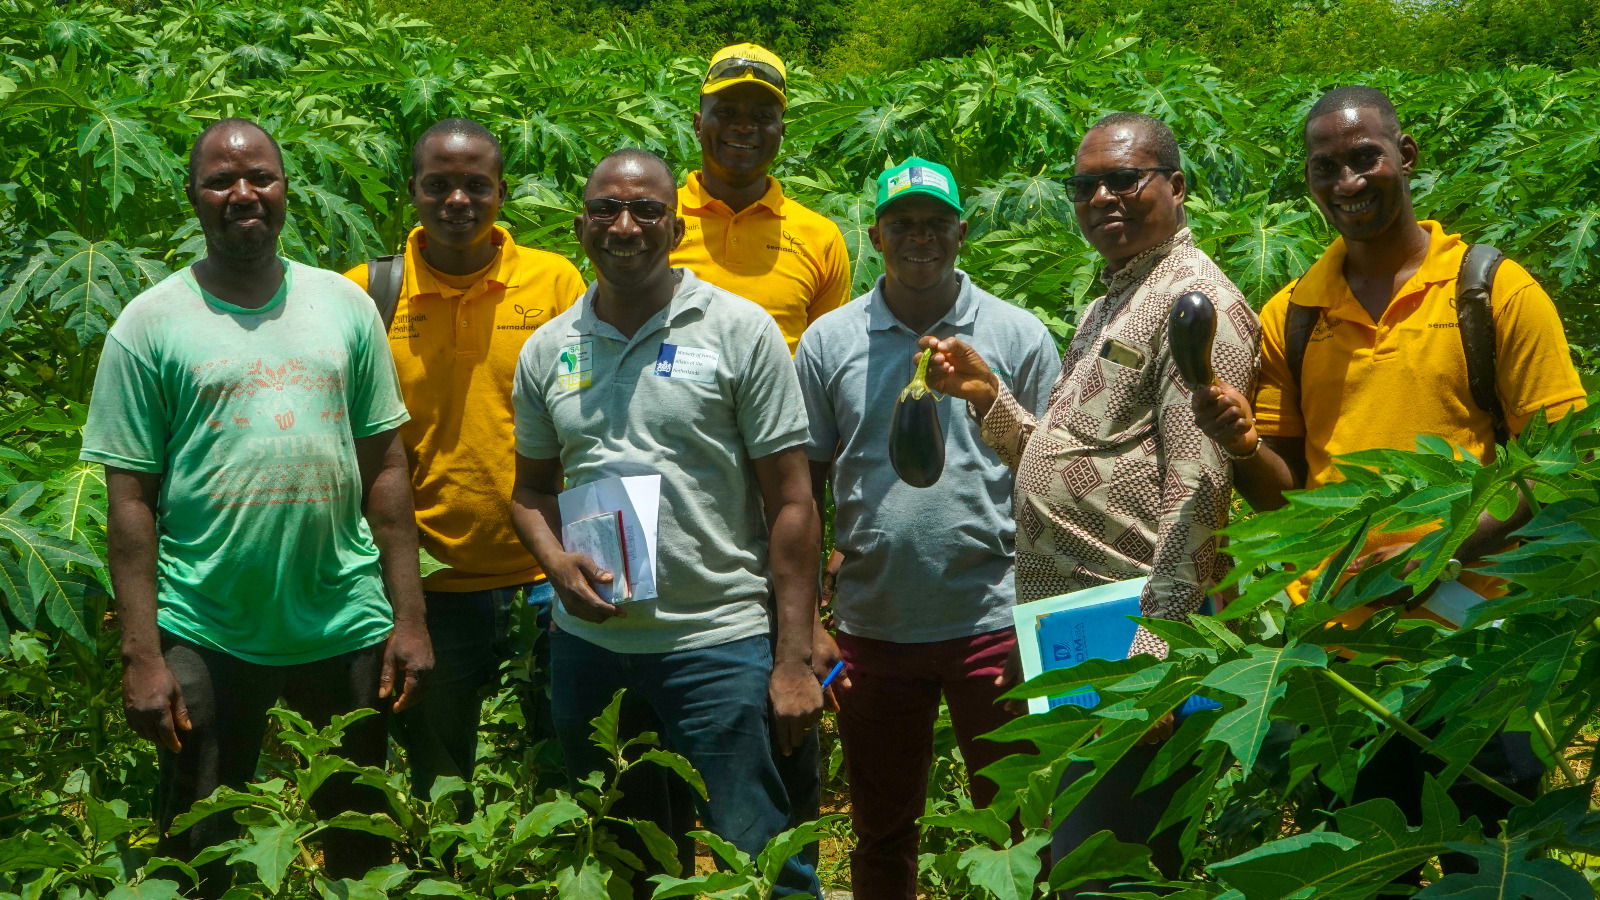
1191, 381, 1259, 457
918, 336, 1001, 417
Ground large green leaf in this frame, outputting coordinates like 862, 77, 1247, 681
956, 832, 1051, 900
231, 821, 311, 893
1198, 643, 1326, 770
1417, 836, 1594, 898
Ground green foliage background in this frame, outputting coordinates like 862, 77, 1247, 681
4, 0, 1600, 897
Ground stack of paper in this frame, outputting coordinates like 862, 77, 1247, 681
562, 511, 632, 603
557, 474, 663, 603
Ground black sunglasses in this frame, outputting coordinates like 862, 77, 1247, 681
1064, 167, 1176, 203
583, 198, 670, 224
703, 57, 786, 94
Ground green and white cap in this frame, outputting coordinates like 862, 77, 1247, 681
875, 157, 961, 215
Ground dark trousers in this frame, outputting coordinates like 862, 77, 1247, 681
836, 628, 1027, 900
392, 583, 551, 815
1052, 743, 1194, 898
1346, 727, 1542, 889
155, 632, 391, 899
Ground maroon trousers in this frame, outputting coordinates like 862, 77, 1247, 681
835, 628, 1027, 900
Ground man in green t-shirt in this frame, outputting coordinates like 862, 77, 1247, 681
80, 119, 432, 898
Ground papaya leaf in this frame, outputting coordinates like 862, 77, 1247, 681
1046, 829, 1159, 892
1417, 837, 1593, 898
956, 832, 1051, 900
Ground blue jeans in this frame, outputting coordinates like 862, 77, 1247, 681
550, 631, 820, 899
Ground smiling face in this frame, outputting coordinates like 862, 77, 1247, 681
409, 131, 506, 257
1304, 107, 1418, 245
187, 124, 287, 264
1072, 123, 1186, 271
693, 82, 784, 188
870, 194, 966, 295
575, 155, 684, 294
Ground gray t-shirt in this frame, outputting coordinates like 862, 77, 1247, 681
796, 272, 1060, 642
513, 269, 809, 654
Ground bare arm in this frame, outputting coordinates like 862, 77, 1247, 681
107, 465, 190, 752
354, 429, 432, 712
1191, 381, 1306, 511
754, 447, 823, 754
808, 458, 848, 708
509, 454, 619, 623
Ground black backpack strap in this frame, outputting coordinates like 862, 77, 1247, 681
1456, 243, 1508, 444
364, 254, 405, 332
1284, 293, 1319, 394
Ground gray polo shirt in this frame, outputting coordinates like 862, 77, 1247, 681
796, 271, 1060, 643
513, 269, 809, 654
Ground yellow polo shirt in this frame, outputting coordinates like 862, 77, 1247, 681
1254, 220, 1587, 625
672, 172, 851, 352
345, 226, 584, 592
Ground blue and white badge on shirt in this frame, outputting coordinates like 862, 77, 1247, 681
653, 343, 719, 384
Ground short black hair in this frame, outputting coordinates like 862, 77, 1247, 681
1084, 112, 1182, 171
411, 118, 504, 177
188, 118, 283, 186
585, 148, 676, 201
1305, 86, 1402, 140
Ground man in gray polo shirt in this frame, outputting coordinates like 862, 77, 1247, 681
510, 148, 822, 899
795, 157, 1059, 900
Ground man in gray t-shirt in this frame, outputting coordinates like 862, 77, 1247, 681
510, 149, 822, 899
794, 158, 1059, 900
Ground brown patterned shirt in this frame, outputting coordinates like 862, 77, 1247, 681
980, 229, 1260, 658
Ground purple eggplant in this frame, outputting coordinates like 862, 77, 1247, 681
890, 351, 945, 488
1168, 290, 1217, 391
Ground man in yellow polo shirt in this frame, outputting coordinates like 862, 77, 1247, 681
669, 42, 853, 861
673, 42, 852, 353
1192, 85, 1585, 888
345, 118, 584, 808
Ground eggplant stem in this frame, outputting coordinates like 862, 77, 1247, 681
901, 350, 944, 402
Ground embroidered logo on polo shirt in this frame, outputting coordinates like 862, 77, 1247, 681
497, 304, 546, 331
653, 343, 719, 384
766, 230, 806, 254
558, 341, 592, 390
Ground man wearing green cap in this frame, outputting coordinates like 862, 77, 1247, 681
795, 158, 1059, 899
674, 42, 852, 354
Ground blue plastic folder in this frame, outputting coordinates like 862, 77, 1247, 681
1012, 578, 1145, 715
1011, 577, 1222, 718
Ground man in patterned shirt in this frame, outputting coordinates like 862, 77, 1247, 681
922, 112, 1260, 891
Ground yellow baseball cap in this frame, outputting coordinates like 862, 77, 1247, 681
701, 43, 787, 106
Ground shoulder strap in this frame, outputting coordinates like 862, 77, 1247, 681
1284, 289, 1319, 391
364, 254, 404, 332
1456, 243, 1508, 444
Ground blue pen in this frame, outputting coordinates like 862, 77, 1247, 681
820, 660, 846, 688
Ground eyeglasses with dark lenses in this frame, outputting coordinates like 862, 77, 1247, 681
703, 57, 786, 93
1064, 167, 1176, 203
584, 198, 670, 224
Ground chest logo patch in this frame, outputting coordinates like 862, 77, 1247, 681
558, 340, 593, 390
654, 343, 719, 384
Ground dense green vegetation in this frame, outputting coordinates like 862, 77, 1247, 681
4, 0, 1600, 896
374, 0, 1600, 79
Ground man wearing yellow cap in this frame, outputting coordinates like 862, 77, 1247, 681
672, 40, 855, 868
674, 43, 853, 354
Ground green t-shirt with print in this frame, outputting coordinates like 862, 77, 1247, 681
81, 260, 410, 665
